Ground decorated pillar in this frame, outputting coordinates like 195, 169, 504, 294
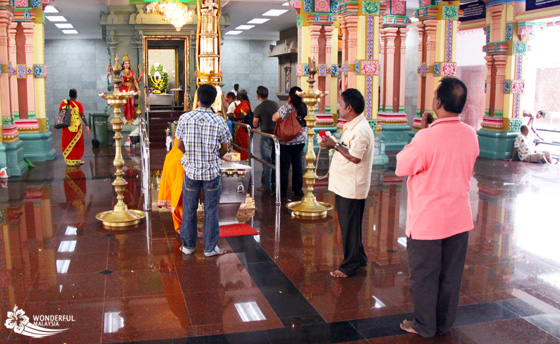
0, 7, 12, 121
18, 21, 36, 119
0, 2, 27, 176
477, 0, 527, 159
7, 21, 18, 119
339, 0, 386, 165
377, 0, 410, 152
32, 0, 47, 131
294, 0, 338, 124
414, 0, 461, 130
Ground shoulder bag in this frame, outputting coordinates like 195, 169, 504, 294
54, 100, 72, 129
274, 106, 302, 142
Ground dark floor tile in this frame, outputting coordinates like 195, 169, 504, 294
453, 302, 516, 327
350, 313, 411, 339
175, 330, 271, 344
455, 318, 560, 343
524, 313, 560, 340
266, 321, 365, 344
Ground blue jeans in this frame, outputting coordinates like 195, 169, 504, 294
180, 175, 222, 253
260, 137, 276, 191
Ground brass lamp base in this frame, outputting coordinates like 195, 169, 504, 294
286, 200, 333, 219
96, 209, 146, 228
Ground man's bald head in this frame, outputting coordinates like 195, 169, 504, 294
435, 77, 467, 115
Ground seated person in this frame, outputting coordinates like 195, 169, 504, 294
509, 125, 555, 164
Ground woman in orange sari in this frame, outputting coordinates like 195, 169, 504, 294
231, 89, 251, 160
120, 53, 142, 123
157, 137, 185, 232
60, 89, 89, 166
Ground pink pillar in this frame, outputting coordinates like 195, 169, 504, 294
493, 55, 507, 117
484, 56, 494, 116
383, 28, 397, 113
324, 25, 334, 112
0, 11, 12, 119
340, 20, 348, 92
346, 16, 359, 89
416, 23, 425, 115
423, 21, 437, 113
19, 22, 35, 119
8, 21, 18, 119
398, 28, 408, 112
379, 29, 386, 111
309, 25, 322, 111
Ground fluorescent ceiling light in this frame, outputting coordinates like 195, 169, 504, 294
57, 240, 77, 253
56, 259, 71, 274
225, 31, 242, 35
410, 18, 419, 22
62, 30, 79, 35
104, 312, 124, 334
64, 226, 77, 235
236, 25, 255, 30
55, 23, 74, 29
262, 9, 289, 16
282, 2, 290, 6
235, 301, 266, 322
44, 5, 59, 13
247, 18, 270, 24
46, 16, 67, 22
397, 237, 407, 247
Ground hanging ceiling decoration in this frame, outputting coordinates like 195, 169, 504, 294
146, 0, 193, 31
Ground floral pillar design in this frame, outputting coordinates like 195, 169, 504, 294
18, 21, 35, 119
32, 1, 47, 131
8, 21, 18, 120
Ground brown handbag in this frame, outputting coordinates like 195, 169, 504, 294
274, 106, 302, 142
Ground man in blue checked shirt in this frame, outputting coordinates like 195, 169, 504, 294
176, 84, 232, 257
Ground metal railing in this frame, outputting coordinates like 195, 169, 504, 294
139, 118, 152, 212
231, 121, 281, 205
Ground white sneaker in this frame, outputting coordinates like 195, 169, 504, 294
180, 246, 194, 255
204, 246, 227, 257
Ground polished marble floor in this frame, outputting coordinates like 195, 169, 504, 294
1, 143, 560, 344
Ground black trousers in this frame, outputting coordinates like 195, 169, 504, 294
279, 143, 304, 197
407, 231, 469, 338
335, 195, 367, 276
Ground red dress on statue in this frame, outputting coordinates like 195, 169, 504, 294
121, 69, 136, 121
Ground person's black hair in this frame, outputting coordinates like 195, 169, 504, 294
341, 88, 365, 115
237, 89, 250, 102
537, 110, 546, 118
69, 89, 78, 99
226, 92, 236, 99
256, 86, 268, 99
234, 84, 239, 91
289, 86, 307, 125
436, 76, 467, 114
520, 125, 529, 133
197, 84, 217, 107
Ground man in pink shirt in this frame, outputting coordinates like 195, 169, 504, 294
396, 77, 479, 338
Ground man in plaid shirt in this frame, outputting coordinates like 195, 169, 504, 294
176, 84, 232, 257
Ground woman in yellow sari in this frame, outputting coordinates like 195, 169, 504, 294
59, 89, 89, 166
157, 137, 184, 232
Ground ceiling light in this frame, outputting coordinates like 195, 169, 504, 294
57, 240, 77, 253
104, 312, 124, 334
56, 259, 71, 274
235, 25, 255, 30
247, 18, 270, 24
46, 16, 67, 22
235, 302, 266, 322
62, 30, 78, 34
226, 31, 242, 35
410, 18, 419, 22
44, 6, 59, 13
64, 226, 77, 235
282, 2, 290, 6
145, 0, 193, 31
262, 9, 289, 16
55, 23, 74, 29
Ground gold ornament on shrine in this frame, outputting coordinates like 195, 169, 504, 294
286, 57, 333, 219
96, 56, 146, 228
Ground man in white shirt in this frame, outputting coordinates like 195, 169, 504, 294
510, 125, 554, 163
318, 88, 375, 278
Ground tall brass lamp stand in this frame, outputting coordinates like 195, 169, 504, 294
286, 58, 333, 219
96, 57, 146, 227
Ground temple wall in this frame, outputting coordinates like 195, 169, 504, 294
45, 39, 110, 124
221, 39, 279, 104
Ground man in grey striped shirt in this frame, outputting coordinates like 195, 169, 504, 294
176, 84, 232, 257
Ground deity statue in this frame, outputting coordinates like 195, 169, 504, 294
120, 53, 143, 124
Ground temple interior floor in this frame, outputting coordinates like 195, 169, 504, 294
1, 142, 560, 344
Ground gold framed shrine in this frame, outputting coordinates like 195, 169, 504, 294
143, 36, 191, 112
